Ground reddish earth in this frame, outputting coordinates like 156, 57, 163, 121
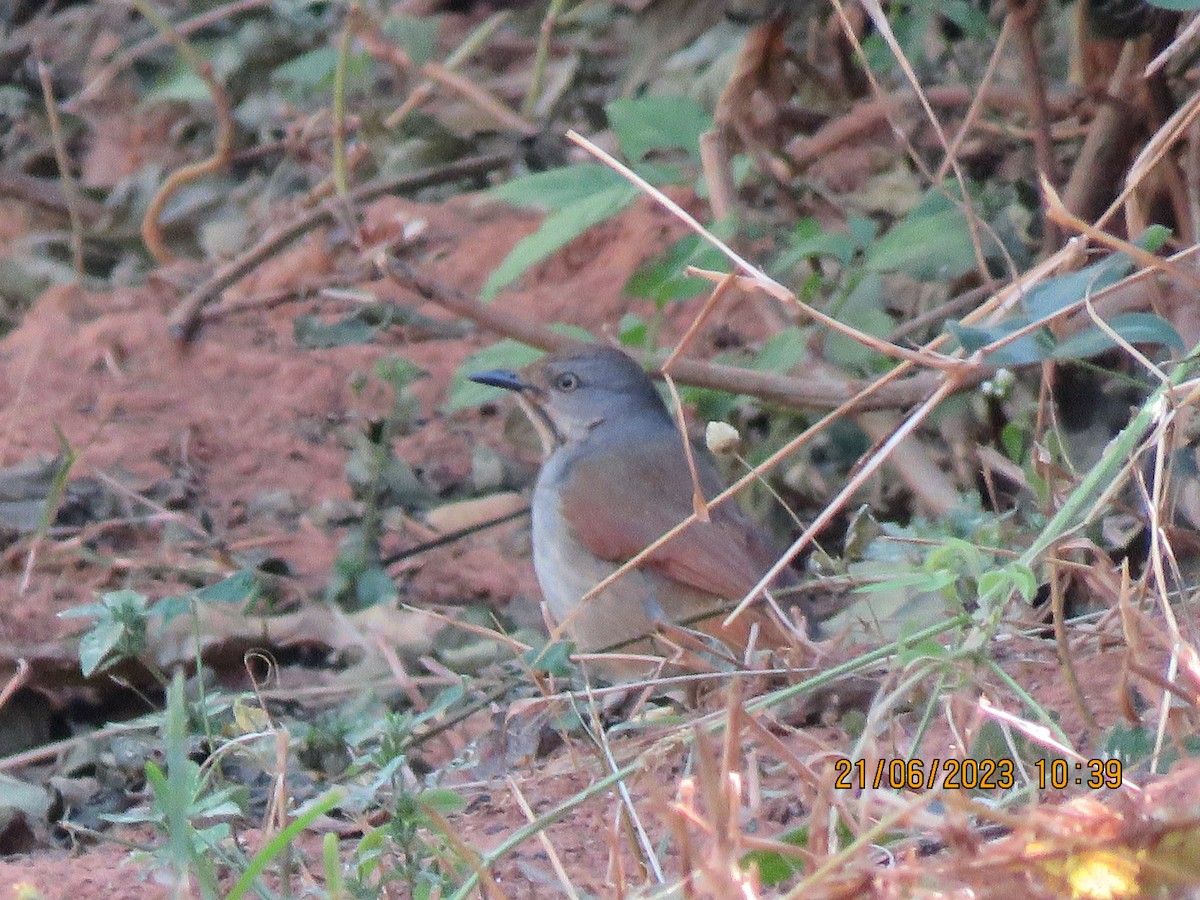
0, 188, 825, 895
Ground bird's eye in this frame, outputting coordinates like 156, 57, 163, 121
555, 372, 580, 392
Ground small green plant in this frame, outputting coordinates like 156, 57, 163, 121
103, 672, 244, 898
59, 569, 270, 678
329, 355, 431, 609
316, 684, 473, 898
59, 589, 152, 678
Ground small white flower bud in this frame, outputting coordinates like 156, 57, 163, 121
705, 421, 741, 456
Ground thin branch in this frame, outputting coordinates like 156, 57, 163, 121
128, 0, 236, 265
36, 58, 84, 277
64, 0, 272, 111
383, 256, 981, 411
169, 153, 509, 339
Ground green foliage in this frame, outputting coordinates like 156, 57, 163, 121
225, 788, 344, 900
480, 95, 713, 299
59, 589, 150, 677
626, 233, 728, 305
861, 0, 995, 71
524, 639, 577, 677
749, 328, 808, 375
381, 14, 440, 66
742, 826, 809, 885
771, 215, 875, 273
948, 228, 1180, 366
480, 183, 638, 299
154, 568, 264, 624
489, 163, 628, 210
271, 46, 373, 98
61, 569, 280, 677
1102, 723, 1200, 768
104, 673, 243, 898
605, 95, 710, 161
319, 685, 473, 898
863, 194, 983, 281
445, 326, 590, 412
330, 357, 429, 609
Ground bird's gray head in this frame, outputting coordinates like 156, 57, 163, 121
469, 345, 670, 445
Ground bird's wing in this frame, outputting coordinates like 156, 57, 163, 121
557, 435, 792, 602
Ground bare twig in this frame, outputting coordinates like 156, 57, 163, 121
36, 59, 84, 277
787, 85, 1080, 170
383, 256, 982, 411
65, 0, 272, 110
168, 153, 508, 339
0, 171, 105, 222
128, 0, 236, 265
1010, 0, 1061, 188
356, 10, 535, 137
386, 11, 509, 128
0, 659, 30, 712
1044, 174, 1200, 295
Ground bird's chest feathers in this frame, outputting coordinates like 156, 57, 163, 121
530, 444, 628, 621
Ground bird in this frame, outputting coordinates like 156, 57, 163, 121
469, 343, 813, 677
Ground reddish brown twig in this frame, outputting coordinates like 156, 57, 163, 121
1010, 0, 1061, 250
787, 85, 1081, 170
383, 256, 984, 411
130, 0, 236, 265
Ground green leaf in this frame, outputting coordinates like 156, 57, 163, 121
444, 340, 545, 412
1050, 312, 1183, 360
1001, 423, 1025, 463
419, 789, 467, 816
195, 569, 260, 604
78, 620, 125, 678
375, 355, 427, 391
750, 328, 807, 374
525, 639, 576, 676
865, 206, 979, 281
848, 213, 880, 249
605, 96, 711, 161
489, 164, 627, 211
946, 320, 1057, 367
941, 0, 995, 38
618, 313, 647, 346
273, 47, 373, 94
1022, 254, 1133, 320
1145, 0, 1200, 9
355, 565, 399, 607
481, 184, 638, 299
146, 68, 210, 104
949, 312, 1182, 367
742, 826, 808, 885
381, 14, 439, 66
823, 273, 894, 371
294, 311, 382, 348
897, 637, 950, 665
626, 234, 726, 305
154, 570, 262, 623
64, 590, 150, 676
772, 219, 859, 271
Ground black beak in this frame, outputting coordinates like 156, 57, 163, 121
468, 369, 530, 393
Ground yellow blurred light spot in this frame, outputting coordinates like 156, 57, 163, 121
1064, 850, 1141, 899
